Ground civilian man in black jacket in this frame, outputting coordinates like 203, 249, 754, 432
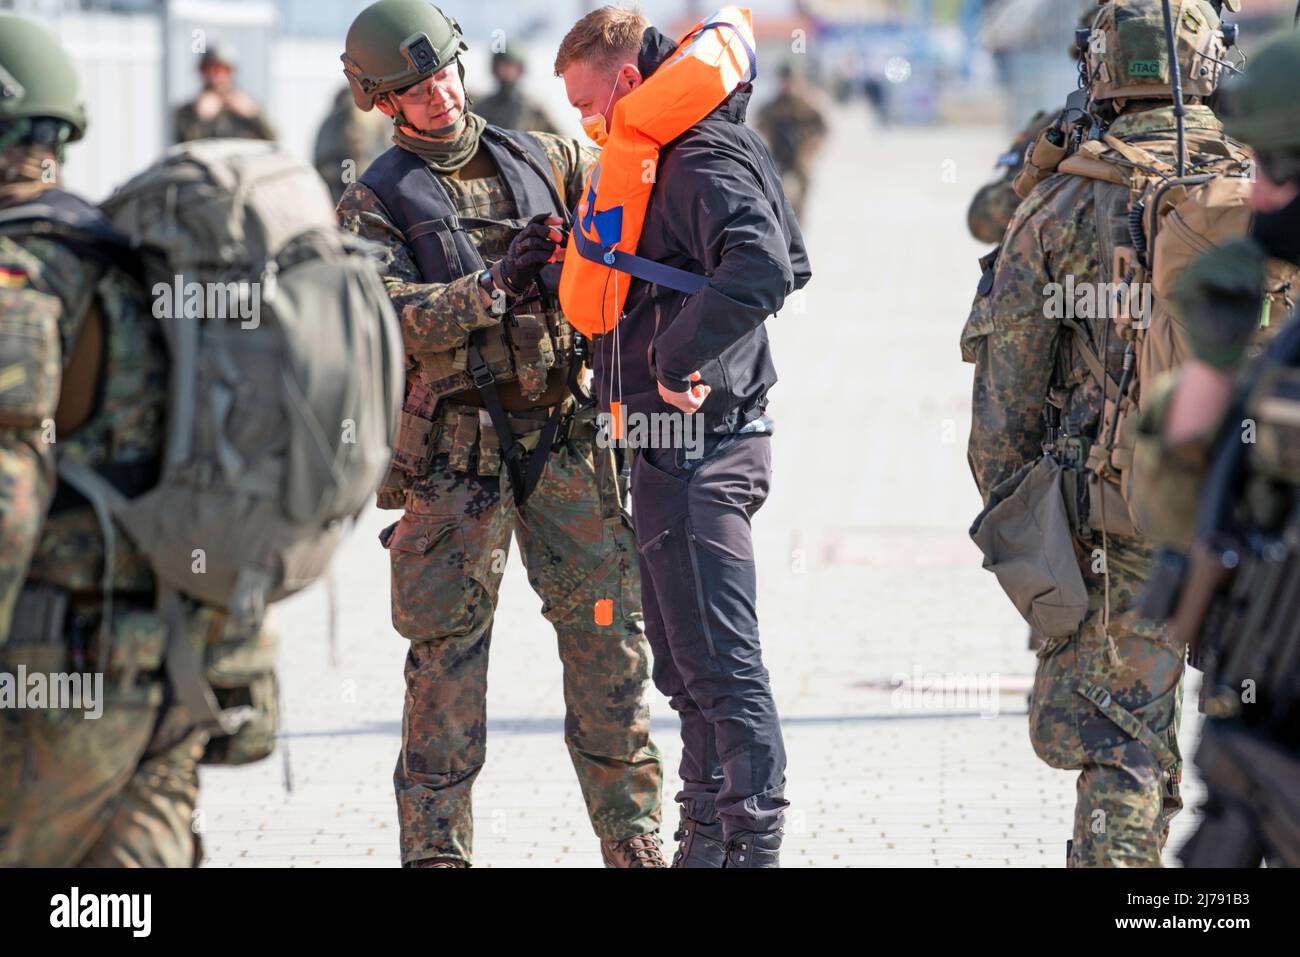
555, 6, 812, 868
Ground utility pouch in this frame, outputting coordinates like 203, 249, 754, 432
2, 584, 69, 665
0, 298, 61, 429
200, 613, 279, 766
376, 465, 408, 510
1084, 468, 1139, 539
391, 379, 440, 478
1013, 125, 1068, 200
970, 455, 1089, 638
510, 313, 552, 401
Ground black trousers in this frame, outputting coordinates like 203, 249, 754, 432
630, 431, 788, 837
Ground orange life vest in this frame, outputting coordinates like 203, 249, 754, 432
558, 7, 758, 338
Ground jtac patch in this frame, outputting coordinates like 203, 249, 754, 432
0, 266, 29, 288
1129, 60, 1163, 78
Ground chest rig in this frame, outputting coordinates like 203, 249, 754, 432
361, 127, 587, 506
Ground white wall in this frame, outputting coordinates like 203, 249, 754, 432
58, 12, 163, 201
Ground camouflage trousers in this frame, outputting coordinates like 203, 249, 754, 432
1029, 534, 1184, 868
0, 603, 207, 867
383, 407, 662, 865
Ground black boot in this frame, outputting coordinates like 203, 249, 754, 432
671, 815, 727, 868
724, 830, 782, 868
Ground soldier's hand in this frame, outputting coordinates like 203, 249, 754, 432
222, 90, 261, 119
497, 214, 565, 296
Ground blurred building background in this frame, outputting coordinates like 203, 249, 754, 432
4, 0, 1298, 200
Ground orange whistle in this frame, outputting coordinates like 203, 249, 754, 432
610, 401, 626, 442
594, 599, 614, 627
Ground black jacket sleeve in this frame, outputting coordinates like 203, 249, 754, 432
651, 139, 803, 393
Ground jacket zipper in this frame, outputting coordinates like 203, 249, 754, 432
685, 521, 718, 657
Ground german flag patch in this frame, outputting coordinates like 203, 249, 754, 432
0, 266, 30, 289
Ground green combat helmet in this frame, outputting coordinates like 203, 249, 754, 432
0, 13, 88, 141
1220, 30, 1300, 182
341, 0, 469, 112
1082, 0, 1230, 103
492, 42, 527, 72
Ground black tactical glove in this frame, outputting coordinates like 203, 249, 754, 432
495, 213, 565, 297
1171, 237, 1268, 371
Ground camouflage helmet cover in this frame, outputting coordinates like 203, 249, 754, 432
1083, 0, 1229, 102
341, 0, 469, 111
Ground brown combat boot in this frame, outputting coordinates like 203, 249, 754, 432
601, 832, 668, 868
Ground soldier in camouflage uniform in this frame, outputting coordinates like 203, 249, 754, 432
314, 86, 393, 205
173, 45, 275, 145
0, 15, 266, 867
962, 0, 1239, 867
1132, 28, 1300, 868
335, 0, 664, 869
756, 62, 827, 223
474, 46, 560, 134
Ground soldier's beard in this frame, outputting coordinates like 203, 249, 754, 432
1251, 188, 1300, 267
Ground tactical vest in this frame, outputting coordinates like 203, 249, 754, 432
359, 127, 574, 404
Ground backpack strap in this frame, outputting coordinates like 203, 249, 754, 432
1060, 316, 1123, 396
53, 460, 250, 738
52, 458, 120, 679
1100, 135, 1177, 177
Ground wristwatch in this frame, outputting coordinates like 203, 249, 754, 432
478, 268, 509, 317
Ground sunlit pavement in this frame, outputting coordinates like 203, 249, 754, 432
198, 105, 1205, 867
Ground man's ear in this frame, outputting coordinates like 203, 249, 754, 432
621, 64, 643, 92
375, 94, 397, 119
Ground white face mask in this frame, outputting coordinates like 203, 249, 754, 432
581, 70, 626, 146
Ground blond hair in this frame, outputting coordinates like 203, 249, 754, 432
554, 5, 649, 76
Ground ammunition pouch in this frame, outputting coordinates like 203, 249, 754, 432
435, 400, 568, 477
415, 301, 574, 408
970, 455, 1089, 638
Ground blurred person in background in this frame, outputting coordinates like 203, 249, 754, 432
475, 44, 559, 133
314, 86, 393, 205
174, 45, 275, 144
756, 61, 827, 225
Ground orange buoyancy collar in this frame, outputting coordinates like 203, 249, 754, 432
558, 6, 757, 338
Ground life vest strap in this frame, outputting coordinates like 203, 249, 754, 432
696, 19, 759, 83
572, 214, 709, 296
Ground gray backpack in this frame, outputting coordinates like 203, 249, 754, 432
54, 139, 404, 732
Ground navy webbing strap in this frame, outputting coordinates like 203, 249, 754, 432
571, 207, 709, 296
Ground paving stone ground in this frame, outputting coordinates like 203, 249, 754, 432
198, 106, 1207, 868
